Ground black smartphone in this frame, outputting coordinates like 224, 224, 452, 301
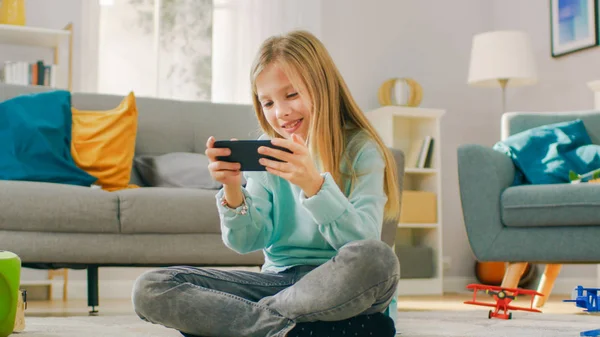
213, 140, 292, 171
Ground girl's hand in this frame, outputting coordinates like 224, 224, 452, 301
205, 136, 242, 187
258, 134, 324, 197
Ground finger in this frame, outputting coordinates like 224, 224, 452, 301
209, 161, 241, 171
265, 166, 283, 178
205, 147, 231, 160
292, 133, 305, 145
215, 170, 242, 181
259, 157, 289, 172
271, 137, 306, 154
265, 167, 293, 181
206, 136, 215, 148
258, 146, 294, 163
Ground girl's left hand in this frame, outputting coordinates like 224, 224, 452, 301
258, 134, 324, 197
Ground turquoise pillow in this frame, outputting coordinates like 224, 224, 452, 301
493, 119, 600, 185
0, 90, 98, 186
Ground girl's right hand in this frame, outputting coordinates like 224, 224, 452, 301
205, 136, 242, 187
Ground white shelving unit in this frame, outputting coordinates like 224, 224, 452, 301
0, 23, 72, 300
0, 23, 73, 90
367, 105, 446, 296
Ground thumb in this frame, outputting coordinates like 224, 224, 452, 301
292, 133, 304, 144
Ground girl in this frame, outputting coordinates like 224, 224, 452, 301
132, 30, 401, 337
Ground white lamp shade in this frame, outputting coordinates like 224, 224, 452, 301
468, 30, 537, 88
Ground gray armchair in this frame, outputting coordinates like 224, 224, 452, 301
457, 110, 600, 307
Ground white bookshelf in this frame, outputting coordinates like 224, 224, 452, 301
367, 105, 445, 295
0, 23, 73, 89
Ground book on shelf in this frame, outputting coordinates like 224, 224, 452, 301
1, 60, 58, 88
406, 136, 434, 169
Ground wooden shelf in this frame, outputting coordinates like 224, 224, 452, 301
0, 23, 73, 90
405, 168, 438, 174
398, 222, 439, 229
0, 24, 70, 48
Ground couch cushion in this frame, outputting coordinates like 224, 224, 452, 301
134, 152, 223, 189
0, 180, 119, 233
493, 119, 600, 185
0, 90, 97, 186
501, 183, 600, 227
71, 91, 139, 191
117, 187, 221, 234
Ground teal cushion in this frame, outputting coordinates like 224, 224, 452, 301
493, 119, 600, 185
0, 90, 98, 186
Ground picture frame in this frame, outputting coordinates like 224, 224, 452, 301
550, 0, 598, 57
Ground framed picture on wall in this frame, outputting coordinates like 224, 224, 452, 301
550, 0, 598, 57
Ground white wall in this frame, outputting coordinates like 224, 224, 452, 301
321, 0, 499, 281
492, 0, 599, 280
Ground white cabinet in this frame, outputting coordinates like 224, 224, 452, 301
367, 106, 445, 295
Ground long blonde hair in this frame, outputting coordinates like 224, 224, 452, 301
250, 30, 400, 222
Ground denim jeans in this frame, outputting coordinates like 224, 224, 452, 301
132, 239, 400, 337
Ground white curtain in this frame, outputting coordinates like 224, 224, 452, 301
211, 0, 322, 104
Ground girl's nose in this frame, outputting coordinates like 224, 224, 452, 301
275, 103, 291, 118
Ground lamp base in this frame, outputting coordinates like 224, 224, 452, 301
498, 78, 508, 114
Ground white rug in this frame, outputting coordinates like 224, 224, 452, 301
397, 310, 600, 336
14, 310, 600, 337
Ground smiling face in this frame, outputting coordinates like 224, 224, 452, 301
255, 62, 312, 140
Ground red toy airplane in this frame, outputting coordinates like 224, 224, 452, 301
464, 283, 544, 319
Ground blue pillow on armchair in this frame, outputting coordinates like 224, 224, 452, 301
493, 119, 600, 185
0, 90, 98, 186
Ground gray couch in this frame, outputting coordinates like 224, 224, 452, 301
457, 110, 600, 306
0, 83, 403, 312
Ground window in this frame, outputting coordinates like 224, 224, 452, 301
97, 0, 213, 101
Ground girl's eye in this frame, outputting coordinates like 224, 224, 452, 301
263, 101, 273, 108
287, 93, 298, 98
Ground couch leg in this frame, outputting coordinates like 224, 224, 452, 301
533, 264, 562, 308
500, 262, 527, 289
87, 266, 99, 315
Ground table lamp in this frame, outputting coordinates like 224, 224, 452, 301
467, 30, 537, 113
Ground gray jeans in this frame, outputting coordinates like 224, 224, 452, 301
132, 239, 400, 337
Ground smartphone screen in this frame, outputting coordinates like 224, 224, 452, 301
213, 140, 292, 171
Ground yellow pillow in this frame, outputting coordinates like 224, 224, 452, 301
71, 92, 139, 191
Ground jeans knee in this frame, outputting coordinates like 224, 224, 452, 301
131, 268, 173, 319
344, 239, 400, 283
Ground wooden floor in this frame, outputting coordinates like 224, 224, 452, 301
24, 293, 581, 317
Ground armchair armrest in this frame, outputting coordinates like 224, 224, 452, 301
457, 144, 515, 260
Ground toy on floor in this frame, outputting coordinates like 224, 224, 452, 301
580, 329, 600, 336
564, 285, 600, 313
463, 283, 544, 319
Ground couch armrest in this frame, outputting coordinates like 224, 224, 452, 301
381, 147, 404, 247
457, 144, 515, 260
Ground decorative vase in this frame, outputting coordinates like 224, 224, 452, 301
0, 0, 26, 26
378, 77, 423, 107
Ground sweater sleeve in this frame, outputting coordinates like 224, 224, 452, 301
215, 172, 274, 254
299, 143, 388, 250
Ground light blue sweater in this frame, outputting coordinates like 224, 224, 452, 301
215, 134, 388, 273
